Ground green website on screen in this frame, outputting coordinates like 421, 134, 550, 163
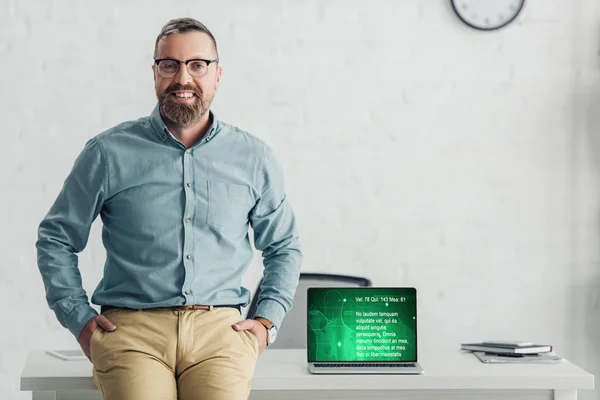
307, 287, 417, 362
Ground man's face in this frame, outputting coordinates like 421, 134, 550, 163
153, 31, 222, 127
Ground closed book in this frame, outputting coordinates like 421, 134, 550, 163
461, 343, 552, 354
480, 341, 533, 347
473, 351, 563, 364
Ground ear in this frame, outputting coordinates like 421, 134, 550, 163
152, 64, 156, 84
214, 66, 223, 91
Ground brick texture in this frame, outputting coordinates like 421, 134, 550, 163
1, 1, 600, 399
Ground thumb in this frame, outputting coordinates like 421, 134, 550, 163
232, 319, 257, 332
95, 315, 117, 331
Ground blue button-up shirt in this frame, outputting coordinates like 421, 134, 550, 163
36, 105, 303, 339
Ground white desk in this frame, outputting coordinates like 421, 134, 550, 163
21, 347, 594, 400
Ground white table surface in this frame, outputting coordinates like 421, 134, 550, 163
21, 346, 594, 392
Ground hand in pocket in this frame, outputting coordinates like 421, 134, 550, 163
78, 315, 117, 361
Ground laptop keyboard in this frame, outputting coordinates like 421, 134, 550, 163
314, 363, 416, 368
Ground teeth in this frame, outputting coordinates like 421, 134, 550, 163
175, 93, 194, 98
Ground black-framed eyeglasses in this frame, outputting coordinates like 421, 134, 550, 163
154, 58, 218, 78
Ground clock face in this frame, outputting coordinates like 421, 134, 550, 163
451, 0, 525, 31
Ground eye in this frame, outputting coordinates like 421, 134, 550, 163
160, 61, 178, 70
190, 61, 207, 70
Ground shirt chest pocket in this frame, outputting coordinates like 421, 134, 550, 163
207, 181, 254, 237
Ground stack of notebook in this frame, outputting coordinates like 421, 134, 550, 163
460, 341, 563, 364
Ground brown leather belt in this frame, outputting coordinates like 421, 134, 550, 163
101, 304, 241, 313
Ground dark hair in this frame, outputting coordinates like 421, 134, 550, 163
154, 18, 218, 59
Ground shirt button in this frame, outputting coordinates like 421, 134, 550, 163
162, 135, 167, 140
186, 149, 191, 154
185, 290, 191, 295
185, 218, 191, 223
186, 183, 192, 188
186, 255, 192, 260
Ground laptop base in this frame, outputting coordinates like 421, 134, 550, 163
308, 362, 424, 375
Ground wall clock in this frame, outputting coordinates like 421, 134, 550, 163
450, 0, 525, 31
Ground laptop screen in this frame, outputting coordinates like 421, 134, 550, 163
307, 287, 417, 362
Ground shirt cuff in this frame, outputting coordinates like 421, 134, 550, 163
253, 298, 286, 329
65, 304, 99, 339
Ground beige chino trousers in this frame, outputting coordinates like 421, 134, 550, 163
90, 306, 259, 400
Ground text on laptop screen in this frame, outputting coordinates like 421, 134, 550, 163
307, 287, 417, 362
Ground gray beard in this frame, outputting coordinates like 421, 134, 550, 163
158, 92, 209, 127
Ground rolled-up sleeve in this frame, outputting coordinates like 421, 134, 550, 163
36, 137, 107, 339
249, 146, 302, 328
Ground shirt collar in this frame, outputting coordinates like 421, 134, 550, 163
150, 103, 220, 144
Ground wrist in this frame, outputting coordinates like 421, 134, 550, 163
254, 316, 278, 346
254, 317, 274, 329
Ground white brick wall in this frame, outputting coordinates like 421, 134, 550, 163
2, 0, 600, 398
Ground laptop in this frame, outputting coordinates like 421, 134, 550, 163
307, 287, 424, 374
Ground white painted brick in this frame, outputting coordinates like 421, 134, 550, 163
2, 0, 600, 399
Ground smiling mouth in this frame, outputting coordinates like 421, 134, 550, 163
172, 92, 195, 98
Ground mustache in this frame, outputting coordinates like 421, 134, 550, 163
165, 85, 200, 96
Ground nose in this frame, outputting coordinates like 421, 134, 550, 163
174, 63, 193, 85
